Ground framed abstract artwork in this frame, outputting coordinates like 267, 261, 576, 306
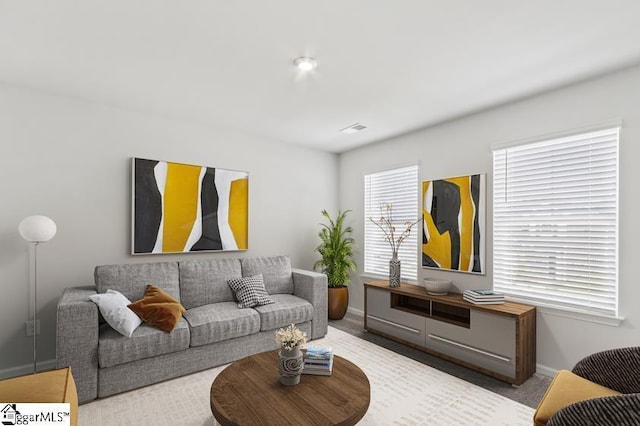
132, 158, 248, 254
422, 173, 485, 274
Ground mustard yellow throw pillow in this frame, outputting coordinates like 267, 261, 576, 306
128, 285, 186, 333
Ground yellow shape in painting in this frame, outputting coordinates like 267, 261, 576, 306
163, 163, 201, 252
422, 208, 452, 270
447, 176, 474, 271
228, 177, 248, 249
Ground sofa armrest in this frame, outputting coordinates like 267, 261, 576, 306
572, 347, 640, 393
56, 286, 99, 403
292, 269, 328, 340
548, 394, 640, 426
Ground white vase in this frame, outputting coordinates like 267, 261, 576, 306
278, 346, 303, 386
389, 252, 401, 287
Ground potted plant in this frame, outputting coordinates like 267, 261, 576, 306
314, 210, 357, 320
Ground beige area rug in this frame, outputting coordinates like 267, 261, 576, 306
79, 326, 534, 425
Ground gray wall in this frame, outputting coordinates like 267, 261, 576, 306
0, 84, 338, 376
339, 64, 640, 374
3, 63, 639, 378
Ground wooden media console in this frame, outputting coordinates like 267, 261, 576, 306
364, 281, 536, 385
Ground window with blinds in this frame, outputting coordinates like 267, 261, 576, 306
493, 127, 619, 318
364, 165, 419, 281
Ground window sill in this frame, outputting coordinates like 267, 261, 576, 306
507, 297, 624, 327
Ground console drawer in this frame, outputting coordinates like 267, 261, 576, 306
366, 287, 426, 346
424, 310, 516, 377
425, 310, 515, 358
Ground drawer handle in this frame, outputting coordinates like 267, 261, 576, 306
367, 315, 421, 334
428, 334, 511, 363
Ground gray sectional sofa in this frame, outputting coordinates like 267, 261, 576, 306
56, 256, 328, 403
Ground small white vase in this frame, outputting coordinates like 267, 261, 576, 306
278, 346, 303, 386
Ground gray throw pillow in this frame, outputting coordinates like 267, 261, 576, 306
227, 274, 275, 309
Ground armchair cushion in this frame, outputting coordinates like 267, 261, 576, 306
572, 347, 640, 393
534, 370, 620, 426
547, 393, 640, 426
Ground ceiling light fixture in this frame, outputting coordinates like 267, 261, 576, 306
340, 123, 367, 134
293, 57, 318, 71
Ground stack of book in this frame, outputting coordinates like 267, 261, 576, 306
463, 289, 505, 305
302, 346, 333, 376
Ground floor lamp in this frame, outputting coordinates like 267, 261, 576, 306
19, 215, 57, 374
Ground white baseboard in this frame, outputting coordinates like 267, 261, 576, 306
535, 364, 557, 378
0, 359, 56, 380
346, 306, 364, 317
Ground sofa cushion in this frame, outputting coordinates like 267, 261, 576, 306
183, 302, 261, 347
179, 259, 241, 309
254, 294, 314, 331
128, 285, 186, 333
227, 274, 274, 308
97, 318, 190, 368
240, 256, 294, 294
95, 262, 180, 303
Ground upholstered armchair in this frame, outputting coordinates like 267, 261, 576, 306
535, 347, 640, 425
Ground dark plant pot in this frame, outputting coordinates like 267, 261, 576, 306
328, 286, 349, 320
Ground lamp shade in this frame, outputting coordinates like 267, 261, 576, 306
18, 215, 57, 243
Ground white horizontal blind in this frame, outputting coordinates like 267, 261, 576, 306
364, 165, 419, 281
493, 128, 619, 317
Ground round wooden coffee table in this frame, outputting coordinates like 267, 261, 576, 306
210, 349, 370, 426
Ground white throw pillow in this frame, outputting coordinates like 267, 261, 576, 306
89, 289, 142, 337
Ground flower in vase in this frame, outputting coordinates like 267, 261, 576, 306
275, 324, 307, 350
369, 203, 421, 257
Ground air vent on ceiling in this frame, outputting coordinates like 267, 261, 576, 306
340, 123, 367, 134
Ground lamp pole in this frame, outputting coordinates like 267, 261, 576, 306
33, 242, 39, 374
19, 215, 56, 375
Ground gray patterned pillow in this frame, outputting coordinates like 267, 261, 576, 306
227, 274, 274, 309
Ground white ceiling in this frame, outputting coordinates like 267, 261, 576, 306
2, 1, 640, 153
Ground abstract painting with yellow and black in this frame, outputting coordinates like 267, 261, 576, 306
422, 174, 485, 274
132, 158, 248, 254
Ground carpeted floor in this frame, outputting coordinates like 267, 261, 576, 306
330, 311, 551, 409
80, 326, 535, 425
